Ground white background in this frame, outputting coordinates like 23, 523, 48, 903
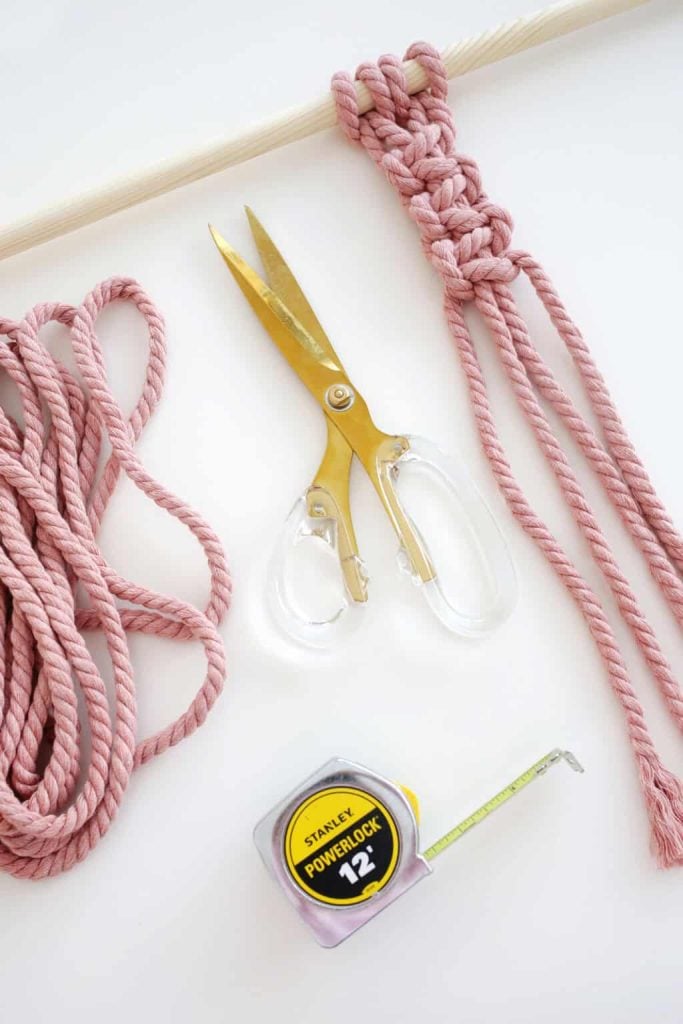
1, 0, 682, 1020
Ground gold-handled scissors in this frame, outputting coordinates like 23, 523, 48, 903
210, 210, 515, 647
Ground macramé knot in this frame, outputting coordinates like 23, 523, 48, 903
428, 240, 519, 302
331, 42, 518, 304
406, 190, 518, 301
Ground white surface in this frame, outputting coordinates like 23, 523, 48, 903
1, 0, 682, 1020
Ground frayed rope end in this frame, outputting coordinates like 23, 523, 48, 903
643, 763, 683, 868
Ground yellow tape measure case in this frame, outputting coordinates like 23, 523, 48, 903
254, 758, 431, 947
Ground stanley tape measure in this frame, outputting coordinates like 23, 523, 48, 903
254, 749, 583, 946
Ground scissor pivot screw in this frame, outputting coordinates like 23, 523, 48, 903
326, 384, 354, 411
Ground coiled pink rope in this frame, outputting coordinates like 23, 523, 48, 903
333, 44, 683, 867
0, 277, 230, 879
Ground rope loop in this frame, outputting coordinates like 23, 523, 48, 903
0, 279, 230, 878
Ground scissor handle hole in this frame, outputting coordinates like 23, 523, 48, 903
280, 528, 348, 626
395, 461, 497, 615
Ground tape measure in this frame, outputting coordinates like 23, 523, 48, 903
254, 749, 583, 946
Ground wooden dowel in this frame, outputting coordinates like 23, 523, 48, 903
0, 0, 650, 262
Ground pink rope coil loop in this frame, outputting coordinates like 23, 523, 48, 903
0, 278, 230, 878
333, 44, 683, 867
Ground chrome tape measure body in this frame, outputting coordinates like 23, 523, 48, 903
254, 758, 431, 947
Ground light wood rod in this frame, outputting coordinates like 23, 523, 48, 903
0, 0, 650, 262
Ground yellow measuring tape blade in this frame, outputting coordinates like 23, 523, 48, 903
422, 748, 583, 862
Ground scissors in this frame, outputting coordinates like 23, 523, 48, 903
210, 210, 516, 647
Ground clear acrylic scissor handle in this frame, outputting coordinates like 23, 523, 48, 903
267, 492, 367, 649
385, 435, 516, 636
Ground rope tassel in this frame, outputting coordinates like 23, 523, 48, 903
332, 43, 683, 866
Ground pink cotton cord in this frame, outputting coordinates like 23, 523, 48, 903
0, 278, 230, 878
332, 45, 683, 867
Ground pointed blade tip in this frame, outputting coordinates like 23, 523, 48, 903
208, 222, 223, 247
208, 224, 238, 264
244, 206, 262, 234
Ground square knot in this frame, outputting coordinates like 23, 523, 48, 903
429, 239, 519, 301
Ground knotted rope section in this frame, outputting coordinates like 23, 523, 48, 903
333, 44, 683, 867
0, 278, 230, 878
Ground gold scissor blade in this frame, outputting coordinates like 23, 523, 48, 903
245, 207, 340, 365
210, 224, 341, 373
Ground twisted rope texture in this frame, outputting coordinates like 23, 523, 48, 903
333, 45, 683, 867
0, 278, 230, 878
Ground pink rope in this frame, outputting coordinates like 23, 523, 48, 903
333, 45, 683, 867
0, 277, 230, 878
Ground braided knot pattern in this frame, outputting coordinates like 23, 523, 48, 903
333, 45, 683, 867
333, 44, 519, 304
0, 279, 230, 878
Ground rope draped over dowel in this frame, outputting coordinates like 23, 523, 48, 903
333, 43, 683, 867
0, 279, 230, 878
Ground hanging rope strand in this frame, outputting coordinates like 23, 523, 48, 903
332, 43, 683, 866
